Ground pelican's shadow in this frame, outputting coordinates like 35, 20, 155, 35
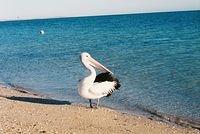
5, 96, 71, 105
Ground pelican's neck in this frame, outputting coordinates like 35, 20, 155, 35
78, 61, 97, 99
85, 65, 96, 83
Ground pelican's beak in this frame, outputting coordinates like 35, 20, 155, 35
88, 57, 113, 74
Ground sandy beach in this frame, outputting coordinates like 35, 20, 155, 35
0, 85, 199, 134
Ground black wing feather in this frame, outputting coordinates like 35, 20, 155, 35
94, 72, 120, 96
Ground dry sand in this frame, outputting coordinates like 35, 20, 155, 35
0, 85, 199, 134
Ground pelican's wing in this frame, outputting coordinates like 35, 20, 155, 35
89, 81, 117, 97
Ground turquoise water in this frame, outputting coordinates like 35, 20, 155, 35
0, 11, 200, 124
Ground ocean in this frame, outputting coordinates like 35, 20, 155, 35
0, 11, 199, 126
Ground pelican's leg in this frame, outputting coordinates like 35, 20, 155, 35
97, 98, 100, 108
89, 99, 93, 108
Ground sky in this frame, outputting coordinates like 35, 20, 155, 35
0, 0, 200, 20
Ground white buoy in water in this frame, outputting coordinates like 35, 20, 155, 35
40, 30, 44, 35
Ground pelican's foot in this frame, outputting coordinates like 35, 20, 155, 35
89, 104, 98, 109
88, 104, 99, 109
88, 99, 100, 109
93, 103, 100, 109
90, 104, 94, 108
96, 105, 100, 109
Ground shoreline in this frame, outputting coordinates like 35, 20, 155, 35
1, 83, 200, 130
0, 84, 199, 133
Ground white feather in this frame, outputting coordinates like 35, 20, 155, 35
89, 81, 116, 98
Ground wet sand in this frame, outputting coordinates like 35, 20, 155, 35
0, 85, 199, 134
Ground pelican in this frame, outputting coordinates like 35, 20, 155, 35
78, 52, 120, 108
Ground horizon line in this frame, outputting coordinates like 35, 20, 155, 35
0, 9, 199, 22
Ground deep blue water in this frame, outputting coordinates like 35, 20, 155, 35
0, 11, 200, 123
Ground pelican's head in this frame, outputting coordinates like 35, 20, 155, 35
80, 52, 112, 74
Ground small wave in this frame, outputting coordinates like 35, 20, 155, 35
0, 82, 43, 97
134, 104, 200, 130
